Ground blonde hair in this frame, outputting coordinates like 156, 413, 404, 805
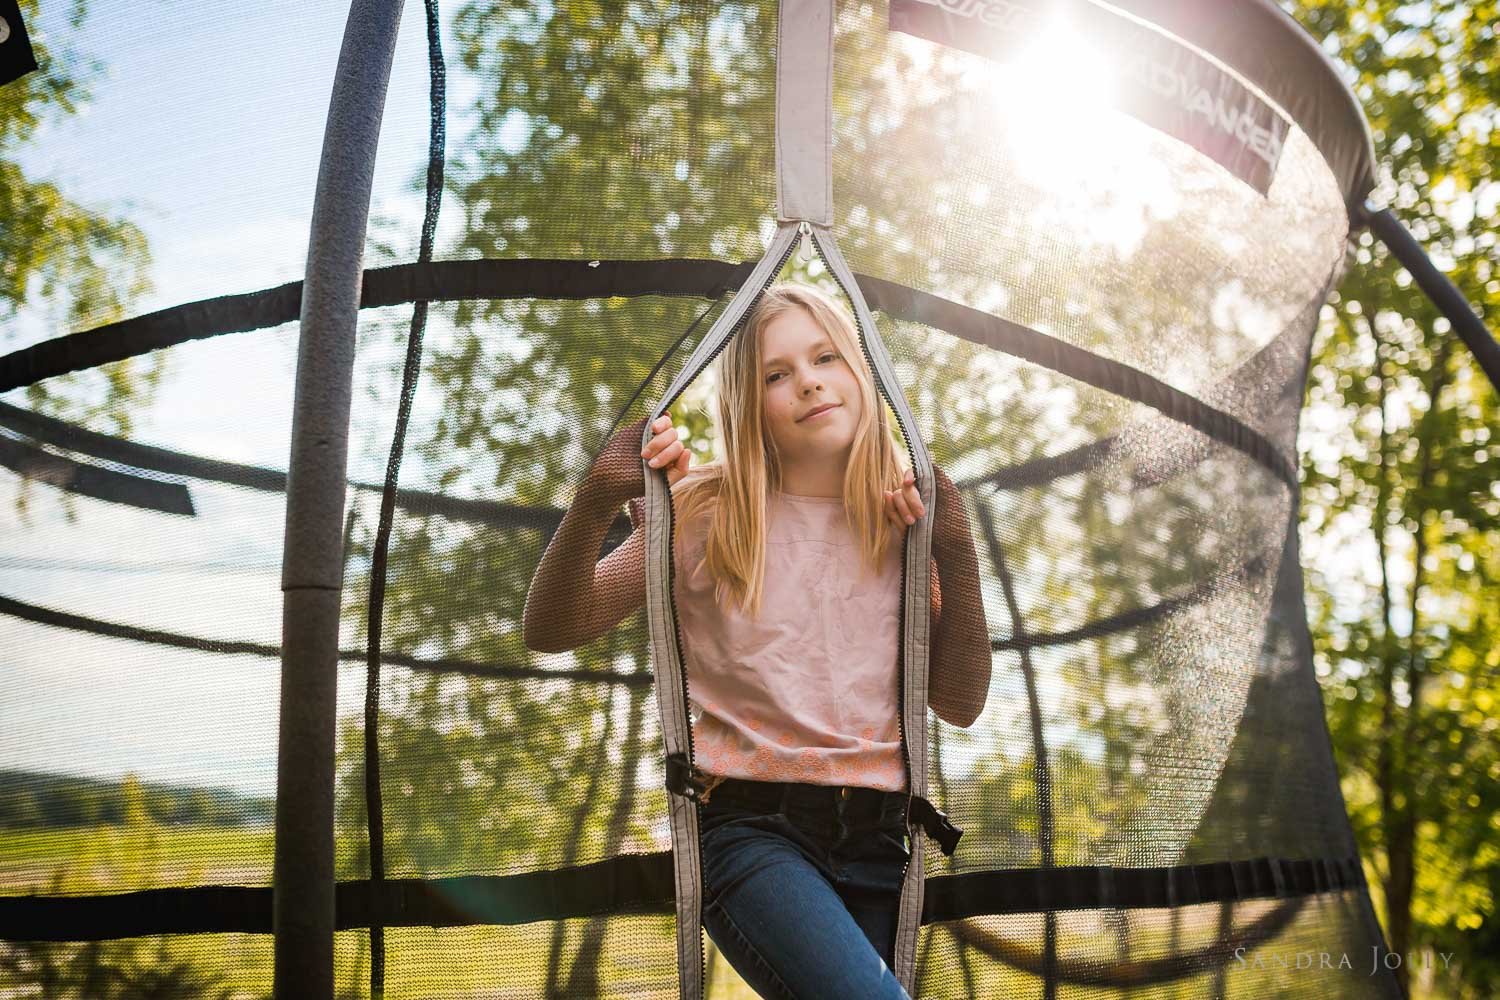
669, 282, 912, 619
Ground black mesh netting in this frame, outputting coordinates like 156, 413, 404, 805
0, 0, 1402, 996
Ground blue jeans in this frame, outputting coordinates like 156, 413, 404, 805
697, 777, 914, 1000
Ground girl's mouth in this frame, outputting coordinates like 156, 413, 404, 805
800, 403, 839, 422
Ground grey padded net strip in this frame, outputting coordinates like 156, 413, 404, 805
642, 222, 801, 1000
775, 0, 834, 224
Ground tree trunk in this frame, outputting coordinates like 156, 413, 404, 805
1383, 332, 1456, 994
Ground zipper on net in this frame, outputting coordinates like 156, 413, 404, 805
659, 227, 803, 999
804, 223, 923, 945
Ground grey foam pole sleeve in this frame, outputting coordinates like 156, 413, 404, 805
775, 0, 834, 225
1363, 205, 1500, 392
274, 2, 404, 998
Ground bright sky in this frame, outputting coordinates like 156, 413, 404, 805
0, 0, 472, 797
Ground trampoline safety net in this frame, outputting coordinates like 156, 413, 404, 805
0, 0, 1403, 997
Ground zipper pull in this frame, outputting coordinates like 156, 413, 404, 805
797, 220, 813, 262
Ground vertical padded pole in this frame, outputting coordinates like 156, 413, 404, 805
776, 0, 835, 226
274, 2, 404, 997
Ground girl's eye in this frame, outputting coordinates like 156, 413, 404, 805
766, 353, 838, 384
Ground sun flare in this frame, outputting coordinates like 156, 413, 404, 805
895, 4, 1185, 259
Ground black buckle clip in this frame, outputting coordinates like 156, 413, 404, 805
908, 795, 964, 857
665, 751, 709, 802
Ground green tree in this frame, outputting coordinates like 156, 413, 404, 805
1284, 2, 1499, 996
0, 0, 163, 518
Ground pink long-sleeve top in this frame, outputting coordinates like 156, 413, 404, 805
673, 489, 908, 792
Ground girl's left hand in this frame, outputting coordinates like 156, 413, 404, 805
884, 470, 925, 531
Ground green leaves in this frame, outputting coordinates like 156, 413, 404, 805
1283, 2, 1499, 992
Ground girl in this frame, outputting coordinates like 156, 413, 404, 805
523, 282, 991, 998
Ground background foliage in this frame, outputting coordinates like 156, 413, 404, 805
1280, 3, 1498, 997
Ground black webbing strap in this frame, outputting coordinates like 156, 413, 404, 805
921, 855, 1368, 923
0, 258, 753, 394
0, 853, 1366, 941
1, 260, 1300, 490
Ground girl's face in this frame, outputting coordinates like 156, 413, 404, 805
759, 305, 864, 469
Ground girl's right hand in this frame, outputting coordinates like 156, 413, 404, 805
583, 414, 691, 506
642, 414, 692, 486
